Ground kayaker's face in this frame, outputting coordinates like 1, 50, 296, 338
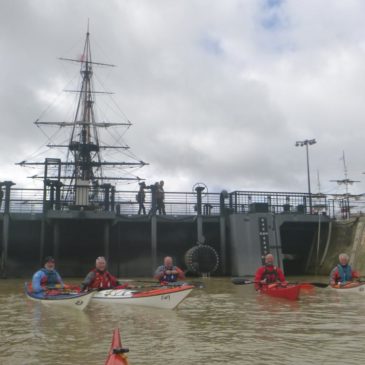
44, 261, 55, 270
96, 260, 106, 271
339, 257, 348, 266
265, 255, 274, 265
164, 257, 173, 268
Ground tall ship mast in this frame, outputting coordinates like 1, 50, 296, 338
18, 28, 147, 208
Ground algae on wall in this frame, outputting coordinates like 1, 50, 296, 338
314, 217, 365, 275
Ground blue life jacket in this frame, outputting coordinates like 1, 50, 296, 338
337, 264, 352, 282
40, 268, 59, 287
162, 266, 178, 283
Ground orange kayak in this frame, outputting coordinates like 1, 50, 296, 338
261, 284, 301, 300
104, 328, 129, 365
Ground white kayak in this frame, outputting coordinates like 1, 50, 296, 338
92, 285, 194, 309
328, 282, 365, 295
25, 284, 94, 310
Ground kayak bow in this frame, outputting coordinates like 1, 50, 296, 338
104, 328, 129, 365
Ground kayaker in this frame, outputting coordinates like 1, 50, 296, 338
154, 256, 185, 283
31, 256, 64, 293
329, 253, 359, 286
254, 253, 287, 290
81, 256, 122, 290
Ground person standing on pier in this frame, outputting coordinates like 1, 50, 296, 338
156, 180, 166, 215
136, 181, 146, 215
154, 256, 185, 283
254, 253, 287, 290
31, 256, 64, 293
329, 253, 359, 286
81, 256, 120, 290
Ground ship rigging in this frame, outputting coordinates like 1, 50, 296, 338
18, 28, 147, 208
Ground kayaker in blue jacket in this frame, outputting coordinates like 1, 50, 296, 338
31, 256, 64, 293
154, 256, 185, 283
329, 253, 359, 286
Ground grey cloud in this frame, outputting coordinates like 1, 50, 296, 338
1, 0, 365, 197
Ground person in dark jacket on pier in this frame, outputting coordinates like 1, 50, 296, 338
154, 256, 185, 283
329, 253, 359, 286
254, 253, 287, 290
136, 181, 146, 215
156, 180, 166, 215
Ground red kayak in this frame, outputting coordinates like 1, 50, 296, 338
261, 283, 301, 301
104, 328, 129, 365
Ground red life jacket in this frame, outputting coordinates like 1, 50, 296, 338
89, 269, 117, 289
262, 266, 279, 283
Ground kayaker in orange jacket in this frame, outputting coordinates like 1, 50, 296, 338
329, 253, 360, 286
154, 256, 185, 283
81, 256, 123, 290
254, 254, 287, 290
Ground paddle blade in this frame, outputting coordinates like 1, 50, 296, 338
231, 277, 254, 285
299, 283, 315, 292
309, 282, 329, 288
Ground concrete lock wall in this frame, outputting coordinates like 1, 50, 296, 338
229, 213, 283, 276
0, 214, 222, 278
229, 212, 330, 277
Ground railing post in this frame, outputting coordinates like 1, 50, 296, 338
1, 181, 15, 277
101, 184, 111, 212
110, 186, 115, 212
219, 190, 229, 274
195, 186, 205, 243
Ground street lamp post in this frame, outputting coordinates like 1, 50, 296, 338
295, 139, 317, 213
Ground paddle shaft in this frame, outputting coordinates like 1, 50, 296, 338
119, 279, 205, 288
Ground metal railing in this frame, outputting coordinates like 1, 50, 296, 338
228, 191, 328, 215
0, 185, 363, 219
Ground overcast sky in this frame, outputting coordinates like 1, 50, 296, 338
1, 0, 365, 196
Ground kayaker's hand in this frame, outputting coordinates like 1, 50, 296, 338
165, 270, 172, 275
260, 279, 267, 284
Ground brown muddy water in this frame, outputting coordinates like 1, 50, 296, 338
0, 277, 364, 365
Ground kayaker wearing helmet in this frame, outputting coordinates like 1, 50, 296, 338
329, 253, 359, 287
154, 256, 185, 283
254, 253, 287, 290
81, 256, 121, 290
31, 256, 64, 293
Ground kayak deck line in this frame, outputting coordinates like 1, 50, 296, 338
132, 285, 194, 298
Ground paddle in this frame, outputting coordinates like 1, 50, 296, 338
120, 279, 205, 289
231, 277, 323, 288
